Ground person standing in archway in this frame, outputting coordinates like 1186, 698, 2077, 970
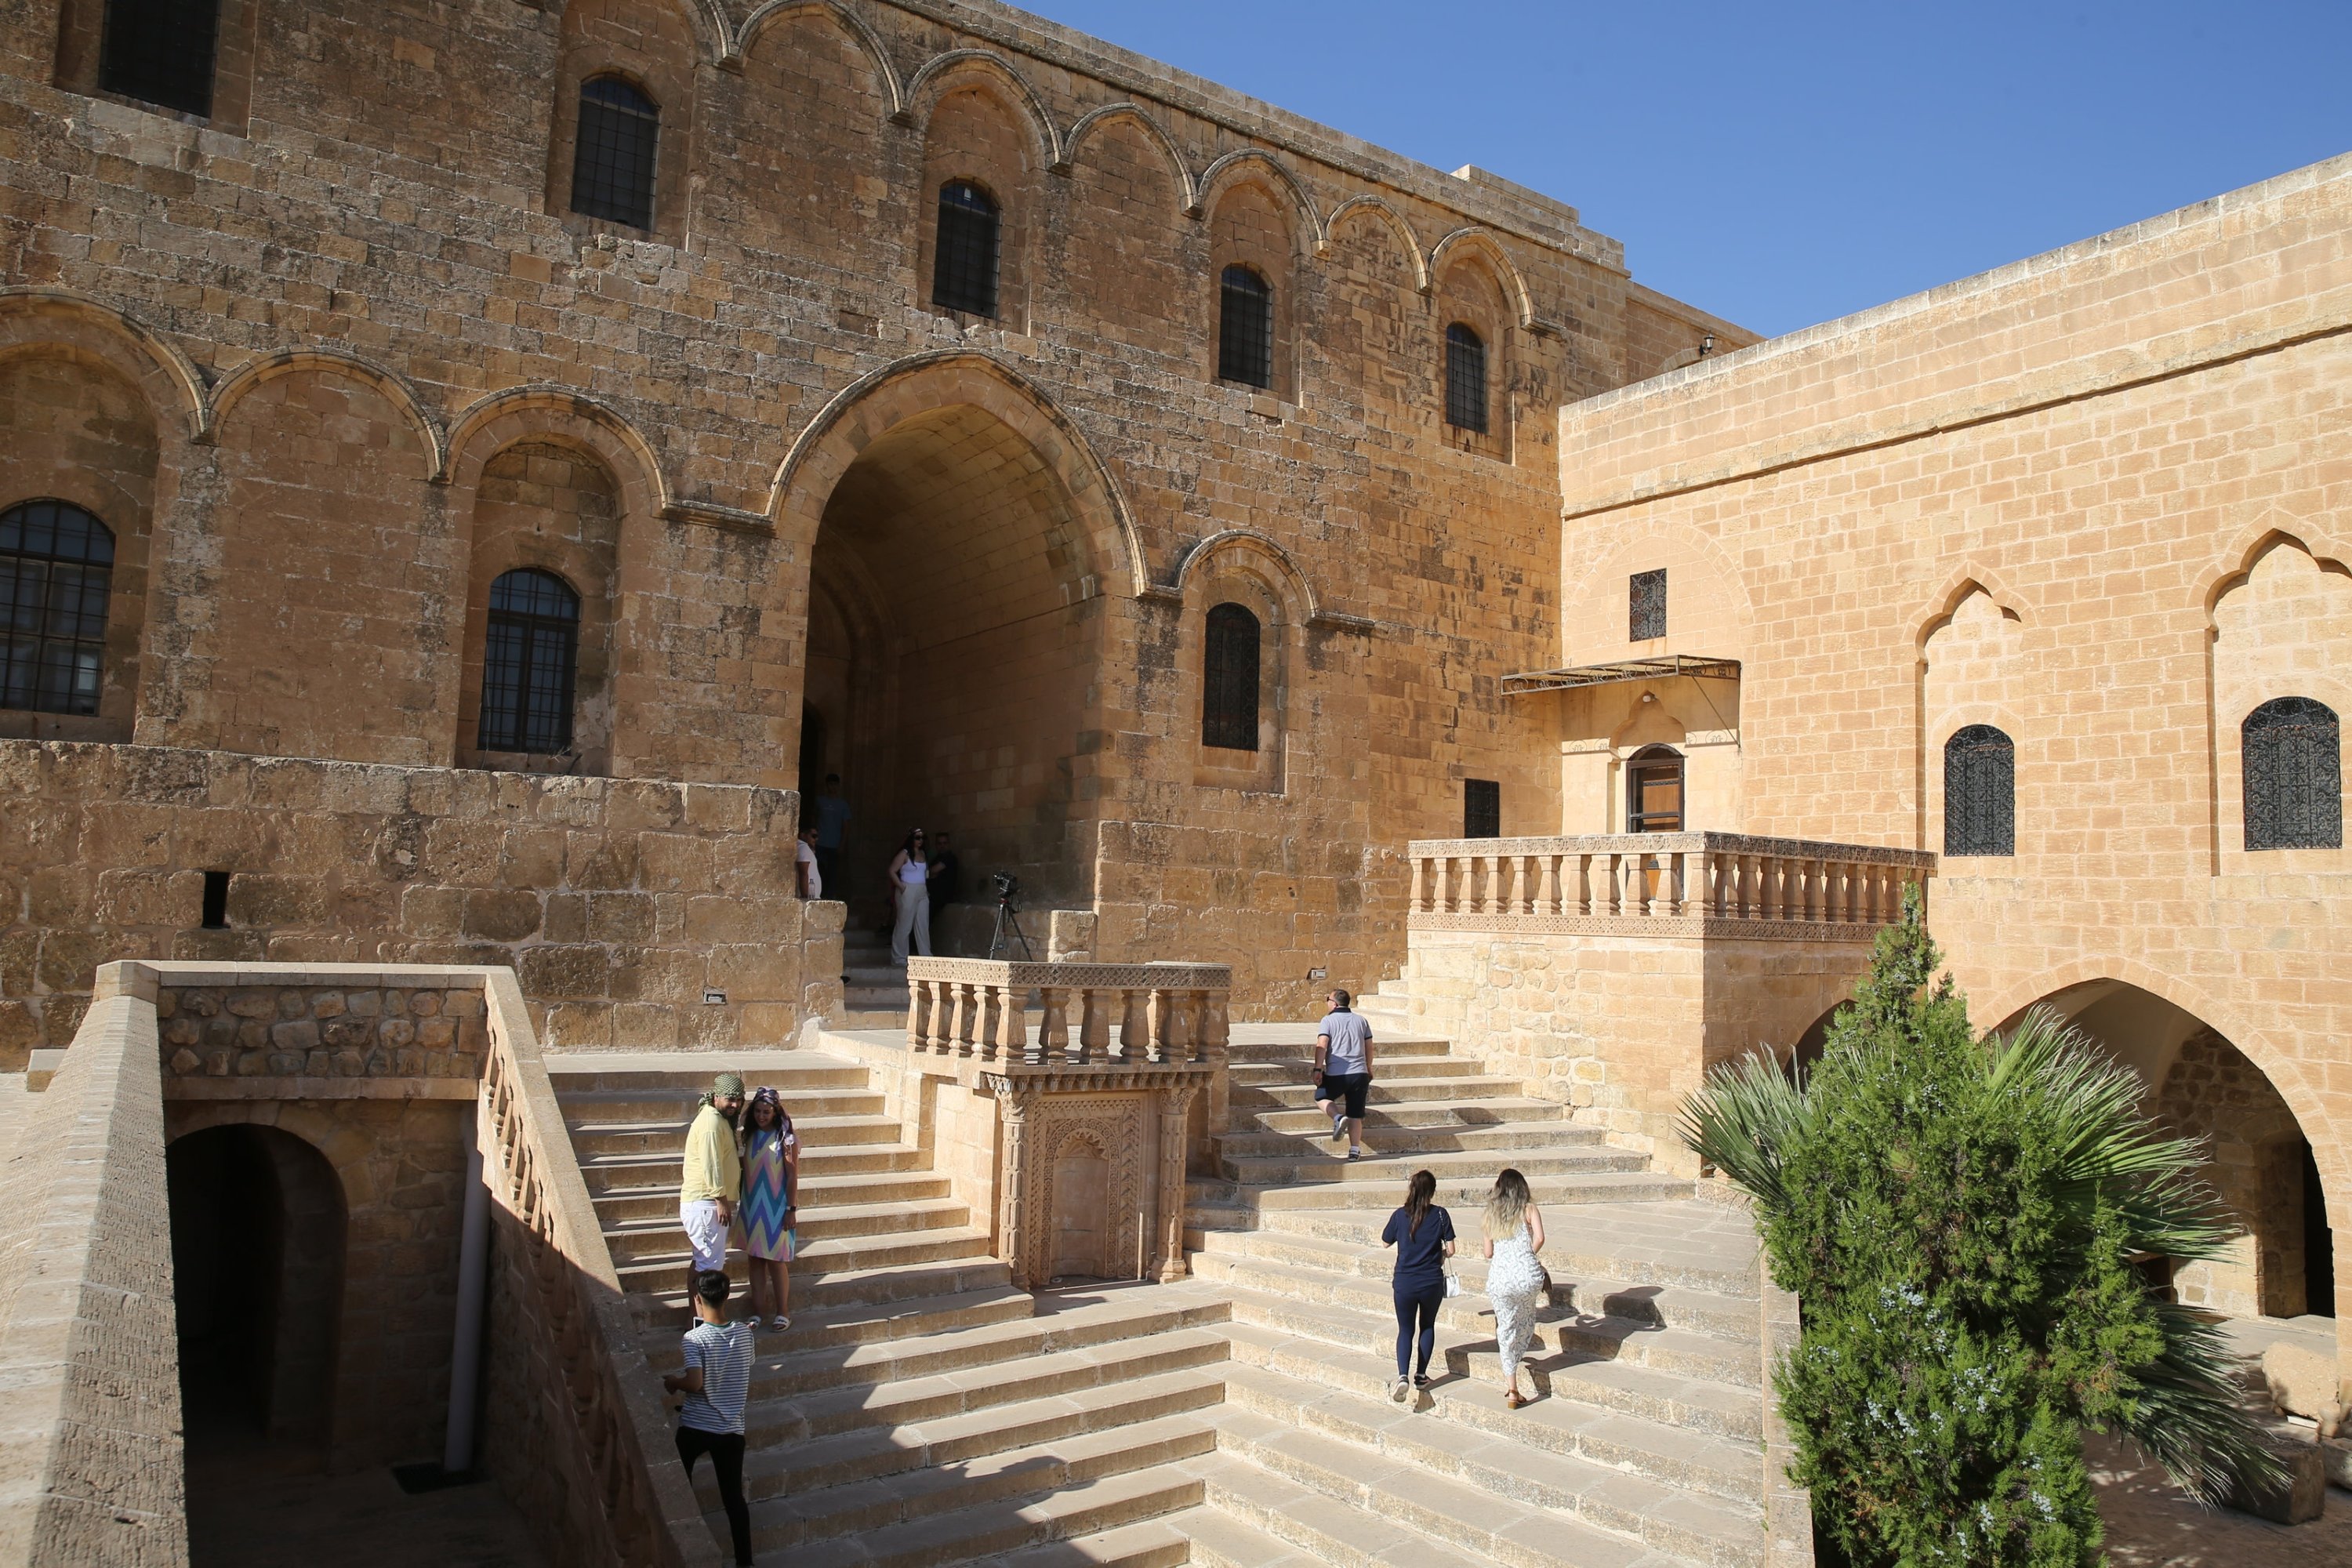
811, 774, 851, 896
887, 828, 933, 965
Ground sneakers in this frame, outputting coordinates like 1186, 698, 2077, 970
1390, 1376, 1410, 1403
1348, 1147, 1363, 1160
1330, 1114, 1346, 1141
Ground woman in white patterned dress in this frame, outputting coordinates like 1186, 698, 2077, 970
1482, 1167, 1548, 1409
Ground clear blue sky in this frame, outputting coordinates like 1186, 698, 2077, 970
1025, 1, 2352, 338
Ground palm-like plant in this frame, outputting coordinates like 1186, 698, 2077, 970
1681, 891, 2279, 1566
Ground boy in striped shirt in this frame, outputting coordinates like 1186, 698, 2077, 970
664, 1270, 757, 1565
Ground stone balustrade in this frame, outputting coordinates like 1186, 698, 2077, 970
904, 958, 1230, 1069
1408, 833, 1935, 935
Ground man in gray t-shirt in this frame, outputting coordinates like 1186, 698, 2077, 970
1313, 989, 1377, 1160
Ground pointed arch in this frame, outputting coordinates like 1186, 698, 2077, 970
736, 0, 903, 112
1164, 528, 1323, 623
443, 384, 667, 520
902, 49, 1064, 169
675, 0, 735, 64
1428, 227, 1537, 328
1199, 149, 1323, 250
1914, 565, 2031, 652
2195, 515, 2352, 626
1065, 103, 1197, 213
1323, 195, 1429, 291
208, 348, 445, 477
0, 286, 209, 442
768, 349, 1145, 598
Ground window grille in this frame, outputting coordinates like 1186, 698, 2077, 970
1943, 724, 2015, 856
1201, 601, 1261, 751
479, 568, 581, 755
1629, 568, 1667, 642
1464, 779, 1501, 839
1, 499, 114, 717
1444, 323, 1488, 434
1218, 266, 1273, 389
570, 75, 659, 230
932, 181, 1001, 318
2244, 696, 2341, 851
1627, 746, 1684, 833
100, 0, 219, 117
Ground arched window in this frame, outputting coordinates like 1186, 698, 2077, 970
1944, 724, 2015, 856
1200, 602, 1261, 751
933, 181, 1001, 318
2, 499, 114, 717
100, 0, 220, 118
2244, 696, 2341, 851
1217, 266, 1273, 389
1444, 323, 1488, 434
479, 568, 580, 755
1627, 745, 1683, 832
570, 75, 659, 230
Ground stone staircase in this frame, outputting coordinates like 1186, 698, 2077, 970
840, 926, 909, 1027
543, 1018, 1777, 1568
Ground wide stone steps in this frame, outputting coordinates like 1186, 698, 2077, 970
1214, 1146, 1683, 1189
546, 1057, 873, 1094
1229, 1055, 1468, 1084
569, 1111, 903, 1160
557, 1083, 885, 1123
740, 1414, 1214, 1559
1229, 1076, 1542, 1112
968, 1519, 1191, 1568
616, 1218, 993, 1280
590, 1167, 953, 1226
600, 1197, 971, 1260
622, 1249, 1012, 1312
576, 1137, 929, 1196
1225, 1035, 1450, 1062
1243, 1098, 1578, 1132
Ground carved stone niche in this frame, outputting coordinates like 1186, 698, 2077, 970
986, 1071, 1205, 1290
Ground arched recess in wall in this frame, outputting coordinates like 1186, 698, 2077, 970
2205, 528, 2352, 870
204, 356, 446, 766
445, 391, 666, 775
0, 320, 172, 744
1432, 253, 1509, 456
1057, 107, 1192, 361
736, 2, 903, 110
726, 2, 898, 257
1064, 105, 1196, 213
168, 1122, 349, 1455
1993, 976, 2338, 1320
1918, 581, 2028, 859
769, 352, 1141, 916
1168, 530, 1316, 794
1321, 198, 1428, 420
547, 0, 702, 240
913, 67, 1045, 330
1203, 174, 1302, 401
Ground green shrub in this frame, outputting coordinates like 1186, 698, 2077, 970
1681, 888, 2278, 1566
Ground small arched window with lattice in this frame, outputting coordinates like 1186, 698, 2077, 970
571, 75, 659, 230
1943, 724, 2015, 856
1, 499, 115, 717
2244, 696, 2341, 851
479, 568, 581, 755
933, 181, 1002, 318
1444, 323, 1489, 434
1218, 266, 1273, 389
1200, 602, 1261, 751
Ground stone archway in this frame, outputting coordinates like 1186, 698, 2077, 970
801, 399, 1111, 942
2008, 980, 2332, 1320
168, 1122, 348, 1455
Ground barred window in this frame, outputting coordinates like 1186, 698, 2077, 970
570, 75, 659, 230
1444, 323, 1488, 434
1630, 568, 1667, 641
100, 0, 219, 118
1944, 724, 2015, 856
1217, 266, 1273, 389
932, 181, 1001, 318
1464, 779, 1501, 839
479, 568, 580, 755
1, 499, 114, 717
2244, 696, 2341, 851
1201, 601, 1260, 751
1628, 746, 1683, 833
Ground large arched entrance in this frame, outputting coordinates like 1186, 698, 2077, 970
169, 1123, 347, 1458
2007, 980, 2332, 1319
801, 398, 1110, 941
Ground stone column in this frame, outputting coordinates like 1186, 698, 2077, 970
994, 1082, 1034, 1290
1155, 1085, 1198, 1282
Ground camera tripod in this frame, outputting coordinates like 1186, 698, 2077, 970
987, 891, 1036, 960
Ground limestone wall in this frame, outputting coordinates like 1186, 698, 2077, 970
0, 969, 186, 1568
0, 741, 837, 1067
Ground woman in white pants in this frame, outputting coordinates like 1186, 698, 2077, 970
1481, 1167, 1548, 1409
887, 828, 932, 964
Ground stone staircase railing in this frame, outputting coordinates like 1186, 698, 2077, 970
1410, 831, 1935, 931
904, 958, 1231, 1067
475, 970, 723, 1568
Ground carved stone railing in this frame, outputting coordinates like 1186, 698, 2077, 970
900, 959, 1229, 1290
905, 958, 1230, 1067
1408, 833, 1934, 937
475, 971, 722, 1568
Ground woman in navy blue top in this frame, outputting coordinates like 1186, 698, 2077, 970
1379, 1169, 1456, 1400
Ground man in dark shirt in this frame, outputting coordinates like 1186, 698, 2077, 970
926, 830, 962, 907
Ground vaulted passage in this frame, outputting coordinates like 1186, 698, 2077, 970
803, 404, 1103, 935
2016, 981, 2334, 1320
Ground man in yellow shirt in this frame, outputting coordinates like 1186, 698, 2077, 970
680, 1072, 746, 1310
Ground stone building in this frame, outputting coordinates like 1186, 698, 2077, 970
1, 2, 2347, 1565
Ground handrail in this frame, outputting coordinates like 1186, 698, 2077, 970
1407, 832, 1933, 927
903, 957, 1230, 1069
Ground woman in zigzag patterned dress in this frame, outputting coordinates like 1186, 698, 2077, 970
739, 1087, 800, 1333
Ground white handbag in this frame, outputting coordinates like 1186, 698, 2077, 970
1443, 1272, 1463, 1298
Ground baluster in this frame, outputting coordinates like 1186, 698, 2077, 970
1079, 986, 1110, 1063
1536, 853, 1559, 916
1813, 859, 1829, 923
1040, 985, 1071, 1060
1145, 987, 1170, 1063
995, 982, 1028, 1063
1410, 856, 1427, 913
1203, 988, 1230, 1054
1508, 855, 1528, 915
1432, 855, 1450, 913
906, 974, 926, 1049
1119, 988, 1148, 1060
1679, 850, 1701, 916
946, 981, 973, 1055
1479, 855, 1498, 915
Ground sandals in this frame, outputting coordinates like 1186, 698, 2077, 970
1504, 1388, 1526, 1409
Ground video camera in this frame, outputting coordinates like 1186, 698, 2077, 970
990, 871, 1019, 900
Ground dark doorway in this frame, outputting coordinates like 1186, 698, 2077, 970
2306, 1139, 2336, 1318
797, 701, 828, 800
169, 1125, 346, 1457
